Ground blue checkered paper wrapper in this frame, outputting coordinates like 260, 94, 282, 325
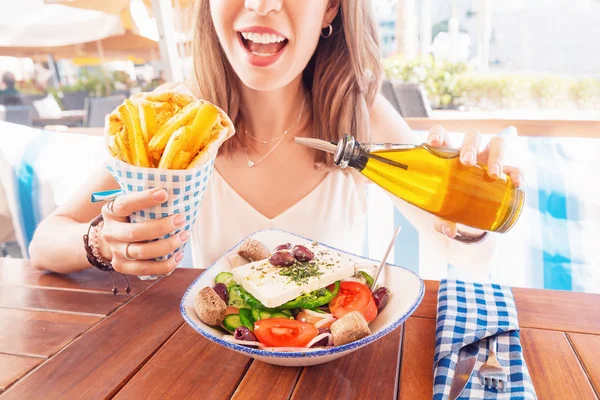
433, 279, 537, 399
106, 156, 215, 278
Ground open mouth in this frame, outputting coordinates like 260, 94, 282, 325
238, 31, 288, 57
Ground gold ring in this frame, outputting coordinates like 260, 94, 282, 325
124, 243, 136, 261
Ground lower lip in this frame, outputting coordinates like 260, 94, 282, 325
238, 34, 286, 68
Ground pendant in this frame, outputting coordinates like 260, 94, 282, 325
247, 160, 255, 167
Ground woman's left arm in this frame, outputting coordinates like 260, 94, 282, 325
368, 94, 524, 276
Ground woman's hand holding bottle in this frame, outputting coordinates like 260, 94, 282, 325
425, 125, 525, 240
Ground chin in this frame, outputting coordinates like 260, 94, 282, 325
236, 71, 293, 92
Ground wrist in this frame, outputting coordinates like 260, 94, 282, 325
83, 215, 113, 271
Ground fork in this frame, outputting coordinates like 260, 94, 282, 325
479, 335, 508, 391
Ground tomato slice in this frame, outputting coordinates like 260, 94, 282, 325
254, 319, 319, 348
329, 281, 378, 322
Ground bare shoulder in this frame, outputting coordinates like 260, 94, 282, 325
369, 94, 417, 144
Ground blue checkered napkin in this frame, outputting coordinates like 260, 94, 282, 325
106, 156, 215, 262
433, 280, 537, 400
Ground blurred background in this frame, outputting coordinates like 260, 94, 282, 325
0, 0, 598, 293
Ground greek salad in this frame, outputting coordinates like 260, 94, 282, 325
193, 238, 391, 351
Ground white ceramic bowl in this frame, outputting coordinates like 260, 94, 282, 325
180, 229, 424, 367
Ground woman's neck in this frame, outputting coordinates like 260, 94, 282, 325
240, 75, 307, 141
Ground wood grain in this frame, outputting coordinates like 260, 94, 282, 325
0, 285, 126, 316
290, 328, 402, 400
0, 269, 200, 400
521, 328, 597, 400
0, 354, 43, 393
414, 281, 600, 334
398, 317, 436, 400
0, 259, 152, 294
568, 333, 600, 396
412, 281, 439, 320
512, 288, 600, 335
0, 308, 101, 358
231, 361, 301, 400
115, 324, 252, 400
405, 118, 600, 138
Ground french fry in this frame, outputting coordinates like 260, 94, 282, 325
115, 128, 132, 164
148, 102, 200, 160
106, 113, 123, 136
170, 151, 193, 170
120, 99, 150, 168
185, 103, 220, 156
138, 103, 158, 143
158, 126, 191, 169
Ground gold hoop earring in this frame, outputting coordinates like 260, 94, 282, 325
321, 24, 333, 38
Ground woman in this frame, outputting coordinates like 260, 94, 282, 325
29, 0, 523, 278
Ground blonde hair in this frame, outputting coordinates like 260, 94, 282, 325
190, 0, 382, 164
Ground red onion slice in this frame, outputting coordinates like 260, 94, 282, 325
303, 309, 333, 319
222, 335, 264, 348
314, 317, 337, 329
306, 333, 333, 348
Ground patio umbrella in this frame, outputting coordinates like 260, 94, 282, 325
45, 0, 191, 81
0, 0, 158, 60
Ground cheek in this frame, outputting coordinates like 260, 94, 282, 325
209, 0, 234, 45
288, 7, 328, 64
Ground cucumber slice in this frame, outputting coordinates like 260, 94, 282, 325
215, 272, 233, 285
225, 279, 237, 291
251, 308, 261, 322
227, 286, 250, 309
223, 314, 242, 332
259, 310, 272, 320
271, 311, 294, 319
280, 310, 293, 317
239, 308, 255, 331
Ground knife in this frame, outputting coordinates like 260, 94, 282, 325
448, 345, 478, 400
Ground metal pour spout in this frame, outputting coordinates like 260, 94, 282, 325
294, 137, 337, 154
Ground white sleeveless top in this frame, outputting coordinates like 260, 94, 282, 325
190, 168, 368, 269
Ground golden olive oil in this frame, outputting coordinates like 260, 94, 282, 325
333, 135, 524, 233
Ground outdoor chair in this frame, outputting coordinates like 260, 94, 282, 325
61, 90, 88, 111
0, 105, 33, 126
381, 80, 432, 118
84, 95, 126, 127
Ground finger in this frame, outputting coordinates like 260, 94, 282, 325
103, 213, 187, 243
433, 218, 457, 239
504, 166, 525, 187
426, 125, 450, 147
485, 136, 506, 179
459, 129, 482, 166
112, 251, 185, 276
115, 231, 190, 260
105, 187, 168, 219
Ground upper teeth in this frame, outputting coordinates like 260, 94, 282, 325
241, 32, 286, 44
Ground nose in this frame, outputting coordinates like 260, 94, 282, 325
244, 0, 282, 16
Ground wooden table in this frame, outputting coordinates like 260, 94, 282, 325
1, 258, 599, 399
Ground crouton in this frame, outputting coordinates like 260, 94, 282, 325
330, 311, 371, 346
194, 287, 227, 326
237, 238, 270, 262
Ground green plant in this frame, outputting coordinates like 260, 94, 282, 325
60, 69, 116, 97
383, 55, 468, 108
383, 55, 600, 110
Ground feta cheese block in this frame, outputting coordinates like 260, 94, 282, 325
231, 242, 356, 308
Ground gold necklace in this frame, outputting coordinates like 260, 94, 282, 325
244, 98, 306, 167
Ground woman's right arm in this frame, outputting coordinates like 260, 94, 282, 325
29, 168, 188, 275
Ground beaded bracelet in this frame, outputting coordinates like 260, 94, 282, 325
83, 214, 130, 294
